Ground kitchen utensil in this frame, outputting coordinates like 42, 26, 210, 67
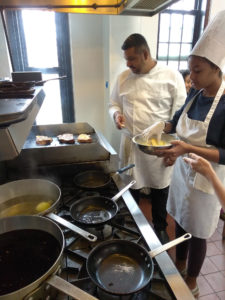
0, 179, 97, 242
87, 233, 191, 295
0, 76, 67, 91
70, 180, 136, 226
132, 133, 175, 155
0, 215, 98, 300
73, 164, 135, 189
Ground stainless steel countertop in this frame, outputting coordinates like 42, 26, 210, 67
113, 173, 195, 300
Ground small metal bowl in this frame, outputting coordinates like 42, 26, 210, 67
132, 133, 175, 155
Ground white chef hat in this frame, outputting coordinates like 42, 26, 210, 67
190, 10, 225, 71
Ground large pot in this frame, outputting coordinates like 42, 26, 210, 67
86, 234, 191, 296
0, 179, 97, 242
0, 215, 98, 300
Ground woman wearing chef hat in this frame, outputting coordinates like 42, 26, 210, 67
142, 10, 225, 297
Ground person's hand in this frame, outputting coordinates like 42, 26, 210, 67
114, 111, 125, 129
142, 121, 165, 142
154, 140, 190, 159
183, 153, 213, 177
164, 155, 177, 167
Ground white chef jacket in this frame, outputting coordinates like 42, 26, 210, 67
109, 63, 186, 189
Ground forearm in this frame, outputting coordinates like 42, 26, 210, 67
186, 144, 220, 163
206, 168, 225, 210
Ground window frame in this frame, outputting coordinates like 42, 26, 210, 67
157, 0, 210, 68
2, 9, 75, 123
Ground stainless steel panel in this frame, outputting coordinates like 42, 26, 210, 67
113, 174, 195, 300
0, 88, 45, 161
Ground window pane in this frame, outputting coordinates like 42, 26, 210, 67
169, 0, 195, 10
201, 15, 205, 32
158, 43, 168, 59
179, 61, 188, 69
36, 74, 62, 124
182, 15, 195, 42
168, 43, 181, 59
159, 14, 170, 42
168, 60, 179, 70
170, 13, 183, 42
201, 0, 207, 11
180, 43, 192, 57
22, 10, 58, 68
158, 61, 168, 67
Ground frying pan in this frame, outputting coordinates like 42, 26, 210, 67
73, 163, 135, 189
0, 76, 67, 91
0, 215, 98, 300
0, 179, 97, 242
70, 180, 136, 226
87, 234, 192, 296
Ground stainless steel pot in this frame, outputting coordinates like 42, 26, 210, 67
0, 215, 98, 300
0, 179, 97, 242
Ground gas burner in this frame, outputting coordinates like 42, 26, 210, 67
97, 288, 133, 300
84, 224, 113, 240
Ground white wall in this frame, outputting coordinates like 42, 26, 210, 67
209, 0, 225, 20
69, 14, 105, 133
0, 18, 11, 79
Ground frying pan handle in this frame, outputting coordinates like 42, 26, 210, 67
46, 212, 97, 242
111, 180, 136, 202
149, 233, 192, 258
47, 274, 99, 300
116, 164, 135, 174
36, 75, 67, 85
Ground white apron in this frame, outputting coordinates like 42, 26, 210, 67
119, 132, 173, 189
167, 81, 225, 238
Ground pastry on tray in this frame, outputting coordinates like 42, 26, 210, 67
57, 133, 75, 144
77, 134, 92, 143
36, 135, 53, 145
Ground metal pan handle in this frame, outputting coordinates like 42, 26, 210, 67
36, 75, 67, 85
47, 274, 98, 300
47, 212, 97, 242
116, 164, 135, 174
149, 233, 192, 258
111, 180, 136, 202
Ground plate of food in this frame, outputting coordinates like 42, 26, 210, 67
132, 133, 175, 155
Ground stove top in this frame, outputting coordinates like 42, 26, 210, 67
54, 176, 175, 300
2, 162, 194, 300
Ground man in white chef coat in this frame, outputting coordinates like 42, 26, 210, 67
109, 33, 186, 243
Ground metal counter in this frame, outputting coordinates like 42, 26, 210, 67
113, 174, 195, 300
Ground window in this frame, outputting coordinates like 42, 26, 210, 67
157, 0, 208, 69
2, 9, 74, 124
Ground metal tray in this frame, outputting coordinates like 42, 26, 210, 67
8, 123, 111, 166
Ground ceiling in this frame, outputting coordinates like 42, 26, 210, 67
0, 0, 180, 16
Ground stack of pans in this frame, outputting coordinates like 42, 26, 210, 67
0, 81, 35, 98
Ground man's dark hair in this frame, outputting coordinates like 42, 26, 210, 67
121, 33, 150, 54
179, 69, 190, 80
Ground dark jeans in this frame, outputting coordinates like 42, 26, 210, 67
175, 222, 207, 277
130, 186, 169, 231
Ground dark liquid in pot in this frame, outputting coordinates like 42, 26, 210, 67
0, 229, 61, 295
